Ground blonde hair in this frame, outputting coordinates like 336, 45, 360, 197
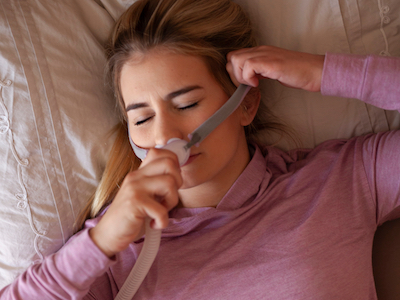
76, 0, 287, 230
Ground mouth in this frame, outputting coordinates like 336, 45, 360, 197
182, 153, 200, 167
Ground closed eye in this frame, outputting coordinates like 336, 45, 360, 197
133, 102, 198, 126
178, 102, 198, 111
134, 116, 153, 126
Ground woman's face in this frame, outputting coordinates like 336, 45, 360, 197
120, 49, 251, 191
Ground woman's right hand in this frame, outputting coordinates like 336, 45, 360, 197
89, 149, 182, 257
226, 45, 325, 92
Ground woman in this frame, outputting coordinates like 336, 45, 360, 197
1, 0, 399, 299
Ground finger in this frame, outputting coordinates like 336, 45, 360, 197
241, 59, 261, 87
227, 49, 265, 87
112, 176, 178, 233
226, 47, 255, 62
138, 197, 172, 229
136, 159, 183, 188
226, 48, 245, 63
135, 149, 183, 188
141, 147, 180, 169
124, 171, 180, 207
226, 61, 241, 87
130, 175, 180, 228
227, 50, 249, 84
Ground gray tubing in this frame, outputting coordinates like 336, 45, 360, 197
114, 218, 161, 300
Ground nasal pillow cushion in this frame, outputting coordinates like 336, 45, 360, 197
129, 134, 190, 166
155, 139, 190, 166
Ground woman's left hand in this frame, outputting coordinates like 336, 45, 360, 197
226, 46, 325, 92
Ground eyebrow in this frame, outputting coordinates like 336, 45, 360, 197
125, 85, 203, 112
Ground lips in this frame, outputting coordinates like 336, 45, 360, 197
182, 153, 200, 166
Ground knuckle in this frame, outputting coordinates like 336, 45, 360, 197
242, 59, 254, 72
124, 171, 139, 182
229, 52, 240, 63
154, 156, 179, 173
128, 187, 142, 201
163, 174, 178, 189
163, 156, 179, 169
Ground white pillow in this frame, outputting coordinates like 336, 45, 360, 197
0, 0, 118, 287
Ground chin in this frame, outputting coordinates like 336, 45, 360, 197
180, 180, 199, 190
180, 173, 203, 190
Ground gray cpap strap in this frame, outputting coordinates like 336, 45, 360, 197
185, 84, 251, 149
128, 84, 251, 158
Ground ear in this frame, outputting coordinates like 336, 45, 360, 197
240, 87, 261, 126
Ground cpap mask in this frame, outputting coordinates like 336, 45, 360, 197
128, 84, 251, 166
115, 84, 250, 300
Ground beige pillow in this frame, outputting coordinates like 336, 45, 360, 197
0, 0, 119, 287
234, 0, 400, 150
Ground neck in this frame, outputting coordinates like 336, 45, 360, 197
178, 181, 230, 208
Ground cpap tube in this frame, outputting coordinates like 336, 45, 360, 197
115, 84, 250, 300
114, 218, 161, 300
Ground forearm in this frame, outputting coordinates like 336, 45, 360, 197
0, 229, 114, 300
321, 53, 400, 111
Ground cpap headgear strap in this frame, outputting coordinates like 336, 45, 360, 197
128, 84, 251, 166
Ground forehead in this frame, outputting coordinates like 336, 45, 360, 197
120, 50, 214, 102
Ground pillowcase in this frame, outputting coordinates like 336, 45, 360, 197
0, 0, 119, 287
234, 0, 400, 150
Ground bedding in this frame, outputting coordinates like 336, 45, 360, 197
0, 0, 120, 286
0, 0, 399, 297
234, 0, 400, 150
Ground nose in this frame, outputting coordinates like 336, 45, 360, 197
154, 111, 184, 147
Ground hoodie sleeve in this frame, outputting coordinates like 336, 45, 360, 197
321, 53, 400, 112
0, 217, 116, 300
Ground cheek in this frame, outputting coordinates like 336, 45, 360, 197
206, 108, 244, 147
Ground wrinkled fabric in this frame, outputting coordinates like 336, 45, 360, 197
1, 53, 399, 299
234, 0, 400, 150
0, 0, 118, 287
